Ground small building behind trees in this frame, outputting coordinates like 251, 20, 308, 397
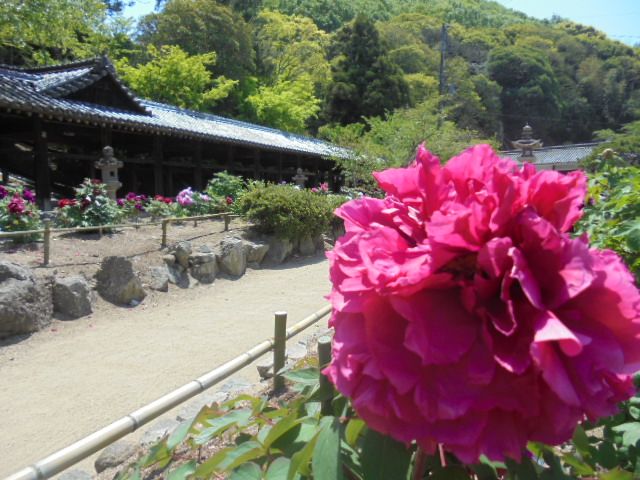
0, 56, 348, 209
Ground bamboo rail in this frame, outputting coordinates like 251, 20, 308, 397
0, 213, 237, 264
5, 304, 332, 480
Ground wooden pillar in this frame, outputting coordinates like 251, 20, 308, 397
33, 117, 51, 210
166, 166, 174, 195
226, 144, 234, 172
253, 149, 261, 179
153, 136, 164, 195
193, 142, 203, 190
277, 152, 283, 182
1, 168, 8, 185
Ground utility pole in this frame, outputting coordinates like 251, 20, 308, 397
438, 24, 449, 128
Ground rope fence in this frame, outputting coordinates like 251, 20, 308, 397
0, 212, 238, 266
6, 304, 332, 480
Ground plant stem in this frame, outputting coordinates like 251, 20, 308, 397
413, 447, 428, 480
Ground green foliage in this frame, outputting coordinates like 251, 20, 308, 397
115, 363, 640, 480
137, 0, 255, 81
320, 99, 496, 190
325, 15, 409, 125
55, 179, 122, 228
117, 45, 237, 110
206, 171, 246, 202
247, 75, 320, 132
576, 161, 640, 280
0, 186, 41, 241
0, 0, 129, 65
238, 184, 333, 240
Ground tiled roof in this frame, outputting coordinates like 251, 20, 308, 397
0, 57, 350, 159
500, 143, 601, 170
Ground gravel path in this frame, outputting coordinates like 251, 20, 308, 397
0, 256, 330, 478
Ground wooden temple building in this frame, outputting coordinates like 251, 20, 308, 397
0, 56, 349, 209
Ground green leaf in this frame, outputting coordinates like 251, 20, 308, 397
359, 429, 412, 480
194, 447, 234, 477
504, 457, 539, 480
167, 461, 196, 480
600, 468, 635, 480
167, 420, 192, 451
613, 422, 640, 447
195, 408, 253, 445
345, 418, 366, 447
262, 412, 306, 449
560, 452, 594, 476
266, 457, 291, 480
312, 416, 344, 480
228, 462, 262, 480
283, 368, 320, 386
571, 425, 591, 457
288, 428, 321, 480
219, 440, 265, 472
430, 466, 470, 479
596, 441, 619, 469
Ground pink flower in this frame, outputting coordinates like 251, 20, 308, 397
325, 144, 640, 463
320, 182, 329, 192
7, 195, 25, 214
177, 188, 194, 207
226, 196, 233, 205
22, 188, 36, 203
311, 187, 319, 193
0, 185, 7, 200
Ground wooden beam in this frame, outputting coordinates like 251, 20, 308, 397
153, 136, 164, 195
33, 118, 51, 210
193, 142, 203, 190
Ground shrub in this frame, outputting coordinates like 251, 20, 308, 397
55, 179, 121, 228
146, 195, 176, 219
0, 185, 42, 241
117, 192, 148, 221
238, 184, 334, 240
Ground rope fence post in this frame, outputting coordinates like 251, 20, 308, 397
273, 311, 287, 391
161, 219, 169, 248
317, 336, 334, 415
43, 219, 51, 266
224, 213, 230, 231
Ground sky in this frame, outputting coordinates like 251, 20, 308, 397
125, 0, 640, 46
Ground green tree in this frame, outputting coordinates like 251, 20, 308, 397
325, 15, 409, 125
488, 45, 561, 143
0, 0, 129, 65
246, 74, 320, 133
117, 45, 237, 110
137, 0, 255, 81
253, 10, 330, 89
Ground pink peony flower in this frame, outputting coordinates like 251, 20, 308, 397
7, 195, 25, 214
22, 188, 36, 203
177, 188, 194, 207
0, 185, 7, 200
325, 144, 640, 463
226, 196, 233, 205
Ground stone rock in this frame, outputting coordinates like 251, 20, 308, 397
298, 236, 316, 256
166, 263, 191, 289
176, 391, 229, 422
243, 241, 270, 264
189, 252, 217, 284
140, 417, 181, 447
256, 357, 276, 379
0, 261, 52, 339
263, 237, 293, 265
53, 275, 92, 319
287, 342, 308, 361
58, 469, 93, 480
95, 257, 146, 306
94, 440, 138, 473
219, 377, 252, 396
170, 241, 192, 269
218, 237, 247, 277
162, 254, 176, 267
198, 244, 214, 254
148, 266, 169, 292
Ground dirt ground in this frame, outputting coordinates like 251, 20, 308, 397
0, 219, 332, 478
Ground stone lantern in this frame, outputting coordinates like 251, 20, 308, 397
95, 146, 123, 200
292, 167, 308, 187
511, 124, 543, 162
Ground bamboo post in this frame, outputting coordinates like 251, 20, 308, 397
224, 213, 230, 231
161, 219, 168, 248
43, 219, 51, 266
273, 311, 287, 391
317, 336, 334, 415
